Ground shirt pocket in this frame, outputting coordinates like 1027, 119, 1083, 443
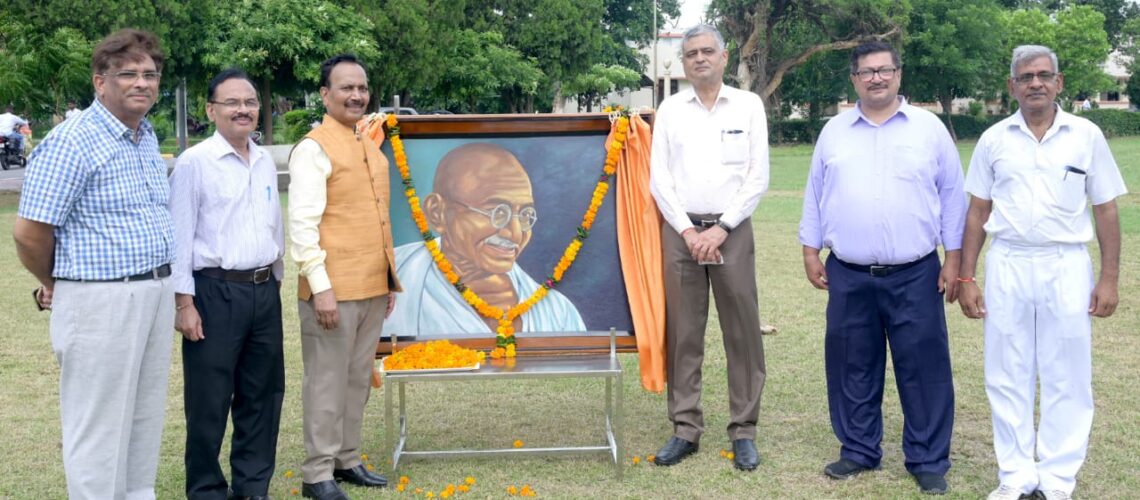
720, 128, 749, 165
891, 145, 933, 183
1043, 160, 1088, 214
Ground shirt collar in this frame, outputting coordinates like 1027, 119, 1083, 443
1009, 103, 1071, 133
848, 96, 912, 126
206, 130, 261, 164
89, 98, 153, 141
681, 85, 733, 109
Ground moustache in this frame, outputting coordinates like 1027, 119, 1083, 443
233, 113, 256, 121
484, 234, 519, 250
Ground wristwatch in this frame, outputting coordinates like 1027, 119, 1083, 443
716, 219, 733, 233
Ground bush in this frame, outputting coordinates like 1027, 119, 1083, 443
769, 119, 826, 144
283, 108, 323, 143
151, 116, 173, 144
942, 114, 1004, 140
1079, 109, 1140, 138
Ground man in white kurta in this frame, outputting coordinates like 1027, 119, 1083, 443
958, 45, 1127, 500
383, 241, 585, 338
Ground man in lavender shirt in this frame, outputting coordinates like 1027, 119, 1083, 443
799, 41, 966, 495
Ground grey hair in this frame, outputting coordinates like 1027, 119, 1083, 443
1010, 45, 1058, 78
682, 24, 726, 51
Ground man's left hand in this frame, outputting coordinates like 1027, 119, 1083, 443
939, 255, 961, 304
1089, 280, 1119, 317
691, 226, 728, 263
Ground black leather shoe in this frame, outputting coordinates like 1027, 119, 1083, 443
333, 464, 388, 488
231, 496, 272, 500
301, 480, 349, 500
653, 436, 698, 466
823, 458, 879, 479
731, 439, 759, 471
913, 472, 948, 495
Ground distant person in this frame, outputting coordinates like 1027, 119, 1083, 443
383, 143, 586, 338
1080, 98, 1091, 111
648, 24, 769, 472
799, 40, 965, 496
288, 54, 400, 500
13, 29, 175, 499
0, 104, 29, 152
64, 101, 82, 121
958, 45, 1127, 500
169, 68, 286, 500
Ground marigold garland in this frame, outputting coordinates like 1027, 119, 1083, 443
381, 111, 631, 358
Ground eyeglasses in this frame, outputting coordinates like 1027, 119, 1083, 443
457, 201, 538, 231
852, 67, 899, 82
103, 71, 161, 83
1014, 71, 1057, 85
209, 99, 261, 110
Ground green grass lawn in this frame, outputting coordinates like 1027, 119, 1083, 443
0, 137, 1137, 499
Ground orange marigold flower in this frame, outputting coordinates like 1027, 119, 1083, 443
507, 486, 519, 496
366, 463, 374, 471
415, 488, 424, 494
290, 488, 300, 495
400, 475, 410, 484
386, 114, 398, 127
513, 439, 524, 448
397, 484, 407, 492
465, 477, 476, 485
647, 454, 656, 462
632, 456, 641, 465
458, 484, 470, 493
439, 491, 451, 499
719, 449, 728, 458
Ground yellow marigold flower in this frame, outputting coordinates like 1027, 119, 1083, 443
290, 488, 300, 496
283, 470, 294, 478
366, 463, 374, 471
632, 456, 641, 465
426, 492, 434, 498
440, 491, 451, 499
446, 484, 456, 492
647, 454, 656, 463
386, 114, 398, 127
727, 452, 735, 460
360, 453, 369, 461
397, 484, 407, 492
458, 484, 470, 493
507, 486, 519, 496
506, 344, 516, 357
400, 475, 410, 484
513, 439, 524, 448
465, 476, 476, 485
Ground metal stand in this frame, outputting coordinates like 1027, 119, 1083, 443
383, 329, 625, 479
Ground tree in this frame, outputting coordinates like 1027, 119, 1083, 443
707, 0, 910, 112
780, 50, 849, 136
346, 0, 444, 110
903, 0, 1006, 139
1054, 5, 1114, 99
562, 63, 643, 111
424, 30, 545, 113
201, 0, 379, 144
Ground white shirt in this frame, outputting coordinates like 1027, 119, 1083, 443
0, 112, 27, 135
382, 242, 586, 338
168, 132, 285, 295
650, 85, 770, 232
965, 106, 1128, 245
287, 138, 335, 294
65, 108, 82, 121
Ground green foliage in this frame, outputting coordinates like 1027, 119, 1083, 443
943, 113, 1005, 139
1055, 5, 1115, 97
903, 0, 1007, 128
1079, 109, 1140, 137
1127, 69, 1140, 109
283, 108, 323, 143
0, 15, 92, 120
563, 64, 642, 112
424, 30, 544, 113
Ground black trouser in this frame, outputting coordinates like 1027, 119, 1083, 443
184, 273, 285, 499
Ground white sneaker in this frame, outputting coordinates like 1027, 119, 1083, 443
1040, 490, 1072, 500
987, 485, 1026, 500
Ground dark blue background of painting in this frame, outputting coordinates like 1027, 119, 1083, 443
382, 135, 634, 333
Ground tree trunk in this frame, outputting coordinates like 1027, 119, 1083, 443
260, 76, 273, 145
551, 81, 563, 113
939, 94, 957, 141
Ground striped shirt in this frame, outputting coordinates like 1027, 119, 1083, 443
18, 99, 174, 280
168, 132, 285, 295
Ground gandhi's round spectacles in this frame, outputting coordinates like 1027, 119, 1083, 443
457, 202, 538, 231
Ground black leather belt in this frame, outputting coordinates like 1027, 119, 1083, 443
195, 266, 274, 284
689, 214, 724, 229
835, 252, 936, 278
60, 264, 172, 282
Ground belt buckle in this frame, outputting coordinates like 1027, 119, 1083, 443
700, 219, 718, 229
869, 265, 887, 277
253, 267, 271, 284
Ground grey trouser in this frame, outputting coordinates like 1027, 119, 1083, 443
663, 215, 766, 442
51, 278, 175, 500
298, 295, 388, 483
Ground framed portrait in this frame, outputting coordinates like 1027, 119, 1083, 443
378, 114, 646, 354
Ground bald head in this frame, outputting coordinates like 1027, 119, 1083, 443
433, 143, 532, 199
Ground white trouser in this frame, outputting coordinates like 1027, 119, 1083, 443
983, 239, 1094, 495
51, 278, 175, 500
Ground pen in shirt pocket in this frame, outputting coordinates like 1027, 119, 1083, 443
1063, 165, 1086, 180
721, 129, 744, 141
266, 185, 271, 201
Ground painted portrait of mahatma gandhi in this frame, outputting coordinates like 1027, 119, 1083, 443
383, 143, 586, 339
